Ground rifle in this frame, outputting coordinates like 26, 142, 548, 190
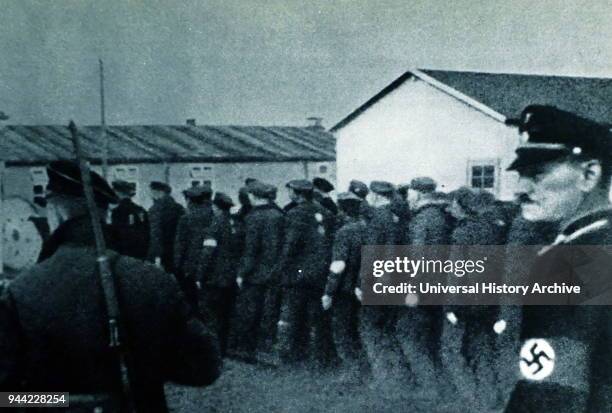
68, 121, 137, 413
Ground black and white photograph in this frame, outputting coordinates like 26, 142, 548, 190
1, 1, 611, 412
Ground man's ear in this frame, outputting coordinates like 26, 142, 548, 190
577, 159, 602, 192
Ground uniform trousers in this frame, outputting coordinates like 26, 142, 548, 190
277, 287, 336, 367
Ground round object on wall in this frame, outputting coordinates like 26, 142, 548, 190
2, 197, 43, 271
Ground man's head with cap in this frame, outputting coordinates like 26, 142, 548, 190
45, 160, 118, 231
313, 177, 334, 195
183, 184, 212, 205
447, 187, 493, 219
406, 177, 437, 207
506, 105, 611, 223
348, 180, 369, 200
247, 181, 277, 204
337, 191, 362, 218
368, 180, 396, 206
112, 180, 136, 199
149, 181, 171, 200
286, 179, 314, 202
213, 192, 234, 211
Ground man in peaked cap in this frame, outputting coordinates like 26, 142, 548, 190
174, 184, 214, 310
213, 192, 234, 211
503, 105, 612, 412
37, 160, 119, 261
322, 191, 369, 382
282, 179, 312, 212
313, 177, 338, 215
147, 181, 184, 274
349, 179, 374, 222
229, 181, 284, 359
276, 178, 337, 367
111, 180, 149, 260
0, 161, 221, 411
359, 180, 409, 387
349, 179, 369, 199
197, 192, 236, 355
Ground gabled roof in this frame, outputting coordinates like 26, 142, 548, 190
0, 125, 335, 166
331, 69, 612, 131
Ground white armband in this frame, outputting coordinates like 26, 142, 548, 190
329, 260, 346, 274
203, 238, 218, 247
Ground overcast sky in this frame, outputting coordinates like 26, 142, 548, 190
1, 0, 611, 127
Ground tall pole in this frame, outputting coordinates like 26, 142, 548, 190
99, 59, 108, 178
0, 113, 8, 275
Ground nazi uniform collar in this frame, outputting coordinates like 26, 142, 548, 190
538, 208, 612, 255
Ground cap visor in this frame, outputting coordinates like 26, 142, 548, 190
506, 148, 568, 171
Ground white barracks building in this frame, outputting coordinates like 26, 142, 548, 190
332, 69, 612, 200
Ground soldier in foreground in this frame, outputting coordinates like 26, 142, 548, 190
0, 161, 221, 413
147, 181, 184, 274
110, 180, 149, 259
504, 105, 612, 412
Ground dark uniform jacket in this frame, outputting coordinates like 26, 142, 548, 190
315, 193, 339, 215
200, 210, 241, 288
111, 198, 150, 259
324, 217, 367, 296
0, 216, 221, 413
448, 213, 505, 309
506, 209, 612, 413
236, 204, 284, 286
147, 195, 185, 273
174, 202, 214, 280
278, 201, 334, 290
366, 203, 404, 245
408, 200, 453, 246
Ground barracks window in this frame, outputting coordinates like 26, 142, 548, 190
30, 167, 48, 198
189, 165, 212, 187
468, 159, 499, 192
111, 165, 139, 192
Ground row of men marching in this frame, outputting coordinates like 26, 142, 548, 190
107, 169, 558, 403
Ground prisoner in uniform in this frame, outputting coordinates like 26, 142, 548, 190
503, 105, 612, 412
395, 177, 452, 393
0, 161, 221, 413
321, 191, 369, 382
441, 187, 505, 406
258, 183, 286, 354
173, 185, 214, 309
359, 180, 408, 387
276, 179, 336, 367
231, 181, 284, 359
199, 192, 236, 355
313, 177, 339, 215
147, 181, 184, 274
349, 179, 374, 222
110, 180, 149, 259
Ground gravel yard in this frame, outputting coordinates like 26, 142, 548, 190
166, 357, 515, 413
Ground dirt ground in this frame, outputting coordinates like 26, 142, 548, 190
166, 357, 516, 413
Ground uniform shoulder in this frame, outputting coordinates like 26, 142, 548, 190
414, 202, 447, 218
114, 255, 181, 291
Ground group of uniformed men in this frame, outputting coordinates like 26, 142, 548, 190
1, 104, 611, 412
